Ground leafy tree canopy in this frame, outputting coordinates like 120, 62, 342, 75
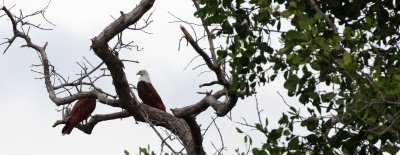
195, 0, 400, 154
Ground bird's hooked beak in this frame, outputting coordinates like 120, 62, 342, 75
136, 71, 141, 76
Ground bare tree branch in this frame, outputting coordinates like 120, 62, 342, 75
307, 0, 338, 34
171, 89, 246, 117
53, 110, 132, 134
199, 81, 219, 88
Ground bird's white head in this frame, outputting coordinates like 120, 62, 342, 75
137, 69, 151, 83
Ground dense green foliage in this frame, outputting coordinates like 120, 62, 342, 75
196, 0, 400, 154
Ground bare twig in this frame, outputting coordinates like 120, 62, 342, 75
150, 125, 179, 155
199, 81, 219, 88
168, 12, 202, 26
202, 117, 217, 137
183, 55, 201, 71
213, 119, 225, 155
254, 94, 263, 125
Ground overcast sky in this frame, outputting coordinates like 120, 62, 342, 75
0, 0, 297, 154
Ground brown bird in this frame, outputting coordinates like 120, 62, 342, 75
62, 98, 96, 135
137, 69, 166, 111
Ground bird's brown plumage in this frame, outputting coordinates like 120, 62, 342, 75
137, 70, 166, 111
137, 81, 166, 111
62, 98, 96, 135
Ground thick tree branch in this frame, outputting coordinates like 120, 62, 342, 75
139, 105, 202, 155
53, 110, 132, 134
94, 0, 155, 44
171, 89, 244, 117
90, 0, 157, 110
182, 116, 205, 155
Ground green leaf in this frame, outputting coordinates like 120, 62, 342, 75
255, 123, 265, 132
278, 113, 289, 125
298, 19, 308, 30
240, 56, 250, 66
343, 52, 352, 66
236, 127, 243, 133
139, 147, 148, 155
288, 137, 300, 150
382, 143, 400, 154
258, 42, 270, 53
217, 50, 228, 62
283, 129, 291, 136
306, 134, 318, 143
332, 75, 340, 84
321, 92, 335, 102
281, 10, 292, 18
257, 0, 268, 7
223, 0, 233, 7
310, 61, 321, 70
230, 72, 239, 93
222, 20, 233, 34
289, 1, 297, 8
301, 117, 318, 131
252, 148, 267, 155
249, 0, 259, 4
365, 15, 372, 26
124, 150, 130, 155
285, 30, 307, 41
249, 73, 256, 82
315, 37, 329, 50
270, 74, 277, 81
284, 74, 299, 95
367, 134, 375, 141
343, 26, 352, 39
234, 22, 250, 39
268, 128, 282, 141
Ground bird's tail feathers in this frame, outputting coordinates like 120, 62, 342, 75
61, 124, 73, 136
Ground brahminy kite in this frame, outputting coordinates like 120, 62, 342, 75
62, 97, 96, 135
137, 69, 166, 111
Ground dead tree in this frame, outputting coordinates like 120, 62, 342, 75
1, 0, 250, 154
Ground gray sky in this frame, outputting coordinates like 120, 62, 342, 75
0, 0, 297, 154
